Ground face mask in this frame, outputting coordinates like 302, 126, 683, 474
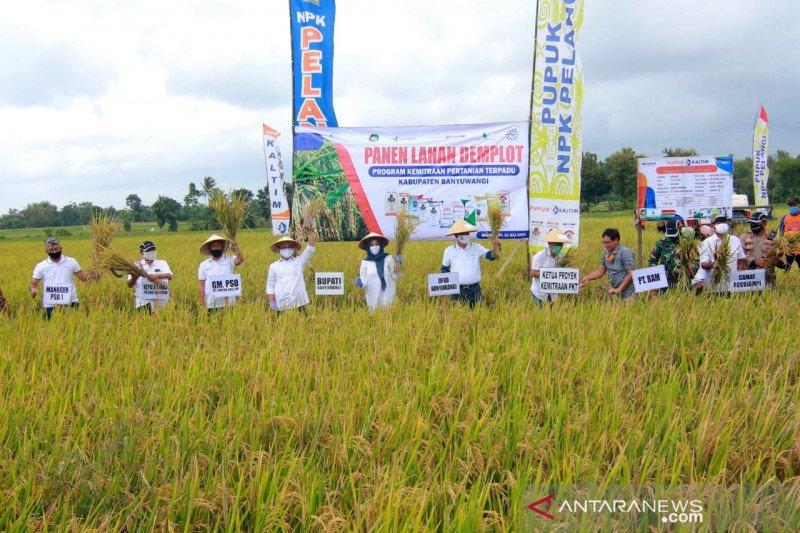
551, 244, 564, 255
210, 249, 224, 258
369, 245, 381, 255
143, 251, 156, 261
48, 251, 61, 260
456, 235, 471, 245
750, 223, 764, 234
790, 206, 800, 216
279, 248, 295, 259
715, 223, 730, 235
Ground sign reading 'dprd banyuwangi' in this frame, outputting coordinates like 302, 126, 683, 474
428, 272, 460, 297
730, 269, 766, 292
43, 284, 72, 306
137, 281, 170, 301
315, 272, 345, 296
632, 265, 669, 293
207, 274, 242, 297
539, 268, 580, 294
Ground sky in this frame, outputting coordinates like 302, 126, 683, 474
1, 0, 798, 213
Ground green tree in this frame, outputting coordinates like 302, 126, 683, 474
605, 147, 644, 205
733, 157, 754, 202
126, 194, 143, 221
21, 201, 60, 228
580, 152, 611, 204
772, 151, 800, 201
201, 177, 218, 204
662, 147, 699, 157
184, 182, 202, 207
120, 211, 133, 232
151, 196, 182, 230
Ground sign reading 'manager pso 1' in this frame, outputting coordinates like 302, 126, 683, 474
539, 268, 580, 294
428, 272, 460, 297
315, 272, 345, 296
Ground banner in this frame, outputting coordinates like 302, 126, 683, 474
752, 106, 769, 207
293, 122, 530, 241
262, 124, 290, 235
529, 0, 585, 254
290, 0, 337, 127
637, 156, 734, 222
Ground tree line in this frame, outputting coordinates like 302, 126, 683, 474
581, 147, 800, 210
0, 177, 273, 232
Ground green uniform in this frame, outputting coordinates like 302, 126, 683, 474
648, 236, 680, 286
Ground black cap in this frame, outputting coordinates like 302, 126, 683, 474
139, 241, 156, 252
749, 212, 768, 223
665, 218, 679, 237
788, 197, 799, 206
712, 215, 729, 224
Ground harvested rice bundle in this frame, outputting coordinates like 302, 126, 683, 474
209, 191, 247, 241
676, 231, 700, 290
89, 213, 121, 274
487, 200, 506, 257
711, 234, 732, 287
97, 246, 165, 287
394, 207, 420, 258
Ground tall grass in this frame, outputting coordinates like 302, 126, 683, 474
0, 213, 798, 529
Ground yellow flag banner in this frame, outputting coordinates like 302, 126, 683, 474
528, 0, 584, 256
752, 106, 769, 207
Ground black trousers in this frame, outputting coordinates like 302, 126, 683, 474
44, 302, 79, 320
450, 283, 483, 309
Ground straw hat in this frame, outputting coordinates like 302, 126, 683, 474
446, 219, 478, 236
199, 234, 229, 255
358, 231, 389, 250
541, 228, 572, 244
270, 235, 301, 253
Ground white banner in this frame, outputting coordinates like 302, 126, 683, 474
752, 106, 770, 207
539, 268, 580, 294
263, 124, 290, 235
315, 272, 345, 296
632, 265, 669, 293
206, 274, 242, 297
637, 156, 734, 222
43, 284, 72, 306
294, 122, 529, 241
730, 269, 766, 292
136, 281, 169, 301
428, 272, 460, 296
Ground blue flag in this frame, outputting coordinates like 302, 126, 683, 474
290, 0, 338, 127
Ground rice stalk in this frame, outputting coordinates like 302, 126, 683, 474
487, 200, 506, 256
711, 234, 732, 286
209, 191, 248, 241
676, 233, 700, 290
556, 247, 576, 268
89, 213, 121, 275
96, 245, 165, 287
394, 207, 420, 259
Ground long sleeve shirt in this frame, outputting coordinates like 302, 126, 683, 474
265, 245, 315, 310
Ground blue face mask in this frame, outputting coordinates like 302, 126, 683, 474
790, 206, 799, 216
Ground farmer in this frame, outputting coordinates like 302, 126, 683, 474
580, 228, 636, 299
778, 196, 800, 270
29, 236, 96, 319
691, 218, 746, 292
648, 218, 681, 288
530, 229, 571, 306
127, 240, 174, 313
355, 231, 399, 311
197, 234, 244, 312
0, 288, 8, 315
440, 219, 500, 308
266, 233, 316, 313
741, 212, 776, 288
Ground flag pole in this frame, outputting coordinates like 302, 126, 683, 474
288, 0, 297, 230
526, 0, 541, 279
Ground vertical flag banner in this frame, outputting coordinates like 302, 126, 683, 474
263, 124, 290, 235
752, 106, 769, 207
290, 0, 338, 127
528, 0, 584, 255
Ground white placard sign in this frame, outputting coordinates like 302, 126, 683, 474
427, 272, 460, 296
206, 274, 242, 297
137, 281, 170, 301
539, 268, 580, 294
43, 284, 72, 306
315, 272, 345, 296
730, 269, 766, 292
632, 265, 669, 293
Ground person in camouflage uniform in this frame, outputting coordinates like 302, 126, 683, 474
648, 218, 681, 288
740, 212, 776, 288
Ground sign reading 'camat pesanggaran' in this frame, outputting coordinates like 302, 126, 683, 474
293, 122, 530, 241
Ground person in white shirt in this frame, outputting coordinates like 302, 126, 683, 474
126, 240, 174, 314
197, 234, 245, 312
266, 233, 316, 313
692, 218, 747, 292
530, 229, 571, 306
28, 236, 95, 319
440, 219, 500, 308
355, 231, 400, 311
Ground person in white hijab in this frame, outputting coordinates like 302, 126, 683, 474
355, 232, 399, 311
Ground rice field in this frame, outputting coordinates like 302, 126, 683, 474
1, 212, 799, 530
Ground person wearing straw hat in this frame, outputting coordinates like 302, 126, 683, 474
530, 229, 571, 306
266, 233, 316, 313
29, 236, 96, 319
355, 231, 399, 311
440, 219, 500, 308
127, 240, 174, 313
197, 234, 244, 311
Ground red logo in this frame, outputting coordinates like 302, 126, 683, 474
527, 494, 556, 520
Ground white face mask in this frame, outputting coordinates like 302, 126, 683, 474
715, 223, 730, 235
369, 245, 381, 255
456, 235, 472, 245
279, 248, 295, 259
143, 251, 156, 261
